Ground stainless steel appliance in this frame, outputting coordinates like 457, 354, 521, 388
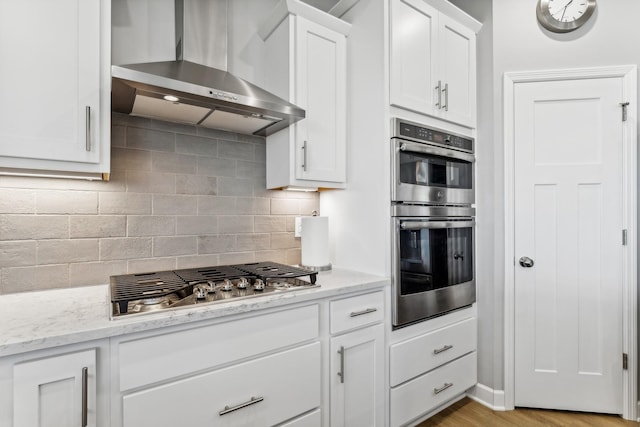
391, 118, 476, 328
109, 262, 318, 319
391, 119, 474, 206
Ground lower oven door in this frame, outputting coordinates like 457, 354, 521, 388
392, 216, 475, 328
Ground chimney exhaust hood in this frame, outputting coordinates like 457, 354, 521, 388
111, 0, 305, 137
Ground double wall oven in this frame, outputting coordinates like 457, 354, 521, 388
391, 118, 475, 328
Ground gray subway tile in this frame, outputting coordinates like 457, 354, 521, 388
0, 189, 35, 213
271, 198, 300, 215
176, 134, 218, 157
127, 127, 175, 152
153, 195, 198, 215
69, 261, 127, 287
1, 265, 69, 294
197, 156, 236, 177
111, 147, 151, 171
100, 237, 152, 260
127, 216, 176, 237
218, 140, 254, 161
176, 216, 218, 235
111, 124, 127, 148
218, 216, 254, 233
236, 198, 270, 215
198, 235, 236, 254
37, 239, 99, 264
0, 215, 69, 240
99, 192, 152, 215
255, 216, 287, 233
176, 254, 220, 269
236, 234, 270, 251
70, 216, 126, 238
151, 151, 197, 174
237, 160, 266, 179
126, 171, 176, 194
196, 127, 238, 140
0, 241, 36, 267
154, 236, 198, 257
271, 232, 299, 249
218, 177, 254, 196
176, 175, 217, 195
198, 196, 237, 215
36, 190, 98, 214
218, 252, 255, 265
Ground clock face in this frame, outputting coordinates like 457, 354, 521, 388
537, 0, 596, 33
547, 0, 588, 23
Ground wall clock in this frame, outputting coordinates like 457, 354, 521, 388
536, 0, 597, 33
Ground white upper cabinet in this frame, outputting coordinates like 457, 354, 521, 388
260, 0, 350, 190
390, 0, 477, 128
0, 0, 110, 178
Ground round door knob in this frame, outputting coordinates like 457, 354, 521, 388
519, 256, 534, 268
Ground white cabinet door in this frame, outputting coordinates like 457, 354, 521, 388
294, 17, 347, 184
389, 0, 477, 128
438, 14, 476, 127
330, 324, 384, 427
13, 349, 96, 427
389, 0, 438, 116
0, 0, 110, 175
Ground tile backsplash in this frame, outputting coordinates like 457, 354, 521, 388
0, 113, 318, 294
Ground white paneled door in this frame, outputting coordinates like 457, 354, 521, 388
513, 76, 624, 413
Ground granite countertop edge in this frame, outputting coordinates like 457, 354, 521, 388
0, 268, 390, 358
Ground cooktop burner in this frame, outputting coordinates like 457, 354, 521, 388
109, 262, 318, 319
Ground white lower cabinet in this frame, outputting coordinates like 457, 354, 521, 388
389, 312, 477, 426
0, 341, 109, 427
329, 292, 385, 427
330, 324, 385, 427
390, 351, 477, 427
13, 349, 97, 427
122, 343, 321, 427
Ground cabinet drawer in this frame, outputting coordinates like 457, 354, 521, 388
280, 409, 321, 426
118, 304, 319, 391
390, 351, 477, 427
330, 291, 384, 334
390, 317, 476, 386
123, 342, 321, 427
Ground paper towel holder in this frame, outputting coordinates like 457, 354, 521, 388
300, 211, 332, 272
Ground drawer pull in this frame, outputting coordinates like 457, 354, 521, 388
219, 396, 264, 416
337, 346, 345, 383
434, 382, 454, 395
350, 308, 377, 318
433, 344, 454, 355
81, 367, 88, 427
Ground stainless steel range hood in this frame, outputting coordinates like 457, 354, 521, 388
111, 0, 305, 137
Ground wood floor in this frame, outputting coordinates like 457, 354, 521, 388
416, 398, 638, 427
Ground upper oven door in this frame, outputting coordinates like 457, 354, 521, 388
391, 138, 475, 205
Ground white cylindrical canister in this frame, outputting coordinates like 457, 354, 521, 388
301, 216, 331, 270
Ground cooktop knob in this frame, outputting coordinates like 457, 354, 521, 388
237, 277, 249, 289
253, 279, 265, 291
193, 283, 211, 299
221, 278, 234, 291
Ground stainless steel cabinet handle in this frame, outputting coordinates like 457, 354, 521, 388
434, 382, 454, 394
337, 346, 345, 384
81, 367, 88, 427
85, 106, 91, 152
435, 80, 442, 108
219, 396, 264, 416
433, 344, 453, 355
302, 140, 308, 172
350, 308, 377, 317
519, 256, 534, 268
442, 83, 449, 111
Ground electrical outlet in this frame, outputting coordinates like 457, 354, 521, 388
294, 217, 302, 237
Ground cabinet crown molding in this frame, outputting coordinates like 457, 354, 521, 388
259, 0, 351, 41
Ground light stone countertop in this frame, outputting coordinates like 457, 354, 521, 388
0, 268, 389, 357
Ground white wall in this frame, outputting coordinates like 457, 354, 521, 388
452, 0, 640, 393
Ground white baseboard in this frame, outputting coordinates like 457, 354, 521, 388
466, 383, 506, 411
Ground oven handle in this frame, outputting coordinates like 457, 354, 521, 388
400, 220, 474, 230
398, 140, 475, 163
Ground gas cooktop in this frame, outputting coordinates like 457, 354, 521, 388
109, 262, 318, 319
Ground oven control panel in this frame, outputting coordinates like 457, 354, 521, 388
394, 119, 473, 153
